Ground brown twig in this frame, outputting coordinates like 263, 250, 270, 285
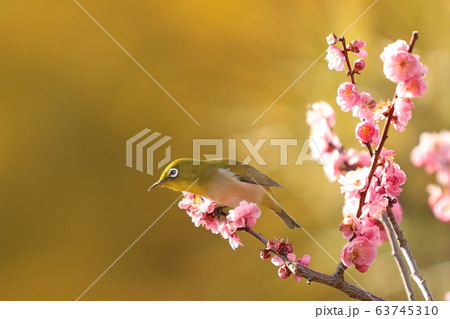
243, 227, 385, 301
339, 37, 357, 85
365, 142, 374, 157
337, 31, 429, 301
356, 31, 420, 219
372, 31, 431, 300
350, 31, 430, 300
381, 213, 415, 301
408, 31, 419, 54
356, 103, 394, 218
386, 207, 434, 301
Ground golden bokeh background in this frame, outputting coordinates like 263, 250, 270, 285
0, 0, 449, 300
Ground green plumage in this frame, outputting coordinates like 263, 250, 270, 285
150, 158, 301, 229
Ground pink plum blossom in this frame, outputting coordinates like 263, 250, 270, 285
427, 184, 443, 207
355, 121, 380, 145
321, 147, 370, 183
340, 213, 362, 239
411, 130, 450, 223
227, 201, 261, 229
322, 149, 344, 182
380, 40, 409, 61
306, 101, 371, 181
380, 40, 413, 81
400, 59, 427, 98
326, 45, 345, 71
392, 98, 414, 132
350, 40, 368, 58
203, 216, 221, 234
266, 237, 294, 255
396, 75, 427, 98
179, 192, 255, 249
379, 162, 407, 198
339, 167, 370, 199
381, 39, 428, 98
218, 221, 243, 250
336, 82, 359, 112
381, 39, 428, 101
340, 236, 378, 273
271, 254, 285, 267
427, 185, 450, 223
261, 238, 309, 281
179, 192, 217, 228
342, 197, 360, 218
411, 131, 450, 176
372, 101, 390, 122
359, 218, 384, 246
359, 224, 381, 246
312, 131, 341, 154
306, 101, 336, 134
437, 166, 450, 186
179, 192, 215, 214
343, 148, 371, 169
430, 194, 450, 223
353, 92, 376, 121
362, 196, 389, 220
383, 51, 421, 83
379, 148, 396, 164
296, 254, 311, 268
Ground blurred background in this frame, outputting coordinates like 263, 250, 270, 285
0, 0, 449, 300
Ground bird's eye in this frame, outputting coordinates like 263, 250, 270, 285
169, 168, 178, 178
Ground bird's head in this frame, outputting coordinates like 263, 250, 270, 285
148, 158, 200, 192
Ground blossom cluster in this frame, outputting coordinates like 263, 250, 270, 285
382, 40, 428, 132
328, 36, 427, 146
338, 149, 404, 272
411, 130, 450, 223
309, 34, 428, 273
179, 192, 262, 249
307, 101, 371, 182
381, 40, 428, 99
260, 237, 310, 281
326, 34, 367, 72
179, 193, 311, 281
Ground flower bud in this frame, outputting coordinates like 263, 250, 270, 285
353, 59, 366, 73
259, 249, 272, 260
277, 265, 292, 279
326, 33, 338, 45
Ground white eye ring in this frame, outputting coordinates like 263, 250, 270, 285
169, 168, 178, 178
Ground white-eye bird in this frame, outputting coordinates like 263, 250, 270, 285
149, 158, 301, 229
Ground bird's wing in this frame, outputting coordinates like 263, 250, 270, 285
225, 164, 283, 187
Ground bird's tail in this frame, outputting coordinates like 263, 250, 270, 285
263, 193, 302, 229
274, 208, 302, 229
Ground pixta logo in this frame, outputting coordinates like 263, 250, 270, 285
126, 129, 172, 176
126, 129, 325, 176
192, 138, 324, 166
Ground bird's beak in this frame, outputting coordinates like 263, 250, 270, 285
148, 179, 165, 191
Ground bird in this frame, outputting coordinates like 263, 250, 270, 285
149, 158, 301, 229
